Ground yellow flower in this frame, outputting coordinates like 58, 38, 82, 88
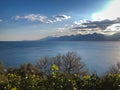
83, 75, 90, 80
51, 64, 59, 71
68, 79, 71, 82
118, 74, 120, 78
74, 74, 78, 77
51, 72, 55, 76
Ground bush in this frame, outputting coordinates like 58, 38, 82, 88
107, 62, 120, 74
36, 52, 88, 76
0, 66, 120, 90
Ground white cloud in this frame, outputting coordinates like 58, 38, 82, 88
15, 14, 71, 23
24, 14, 47, 21
105, 23, 120, 32
74, 20, 90, 25
53, 15, 71, 22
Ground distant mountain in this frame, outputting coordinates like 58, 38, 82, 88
40, 32, 120, 41
40, 36, 56, 41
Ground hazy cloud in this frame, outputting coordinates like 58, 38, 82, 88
15, 14, 51, 23
15, 14, 71, 23
56, 28, 66, 33
15, 16, 21, 20
0, 19, 3, 22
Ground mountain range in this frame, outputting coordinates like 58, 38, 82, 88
40, 32, 120, 41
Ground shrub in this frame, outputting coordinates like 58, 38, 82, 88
36, 52, 88, 76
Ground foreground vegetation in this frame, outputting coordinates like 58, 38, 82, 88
0, 52, 120, 90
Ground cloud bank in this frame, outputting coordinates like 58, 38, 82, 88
14, 14, 120, 35
15, 14, 71, 23
72, 18, 120, 34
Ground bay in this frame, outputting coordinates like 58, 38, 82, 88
0, 41, 120, 74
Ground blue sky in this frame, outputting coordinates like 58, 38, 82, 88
0, 0, 120, 41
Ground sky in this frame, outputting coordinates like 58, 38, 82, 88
0, 0, 120, 41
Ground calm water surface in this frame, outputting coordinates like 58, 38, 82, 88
0, 41, 120, 74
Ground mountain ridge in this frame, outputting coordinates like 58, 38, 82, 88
40, 32, 120, 41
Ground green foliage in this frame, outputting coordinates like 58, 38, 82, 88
0, 61, 6, 74
0, 64, 120, 90
0, 55, 120, 90
102, 74, 120, 90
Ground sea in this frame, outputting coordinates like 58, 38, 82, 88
0, 41, 120, 75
